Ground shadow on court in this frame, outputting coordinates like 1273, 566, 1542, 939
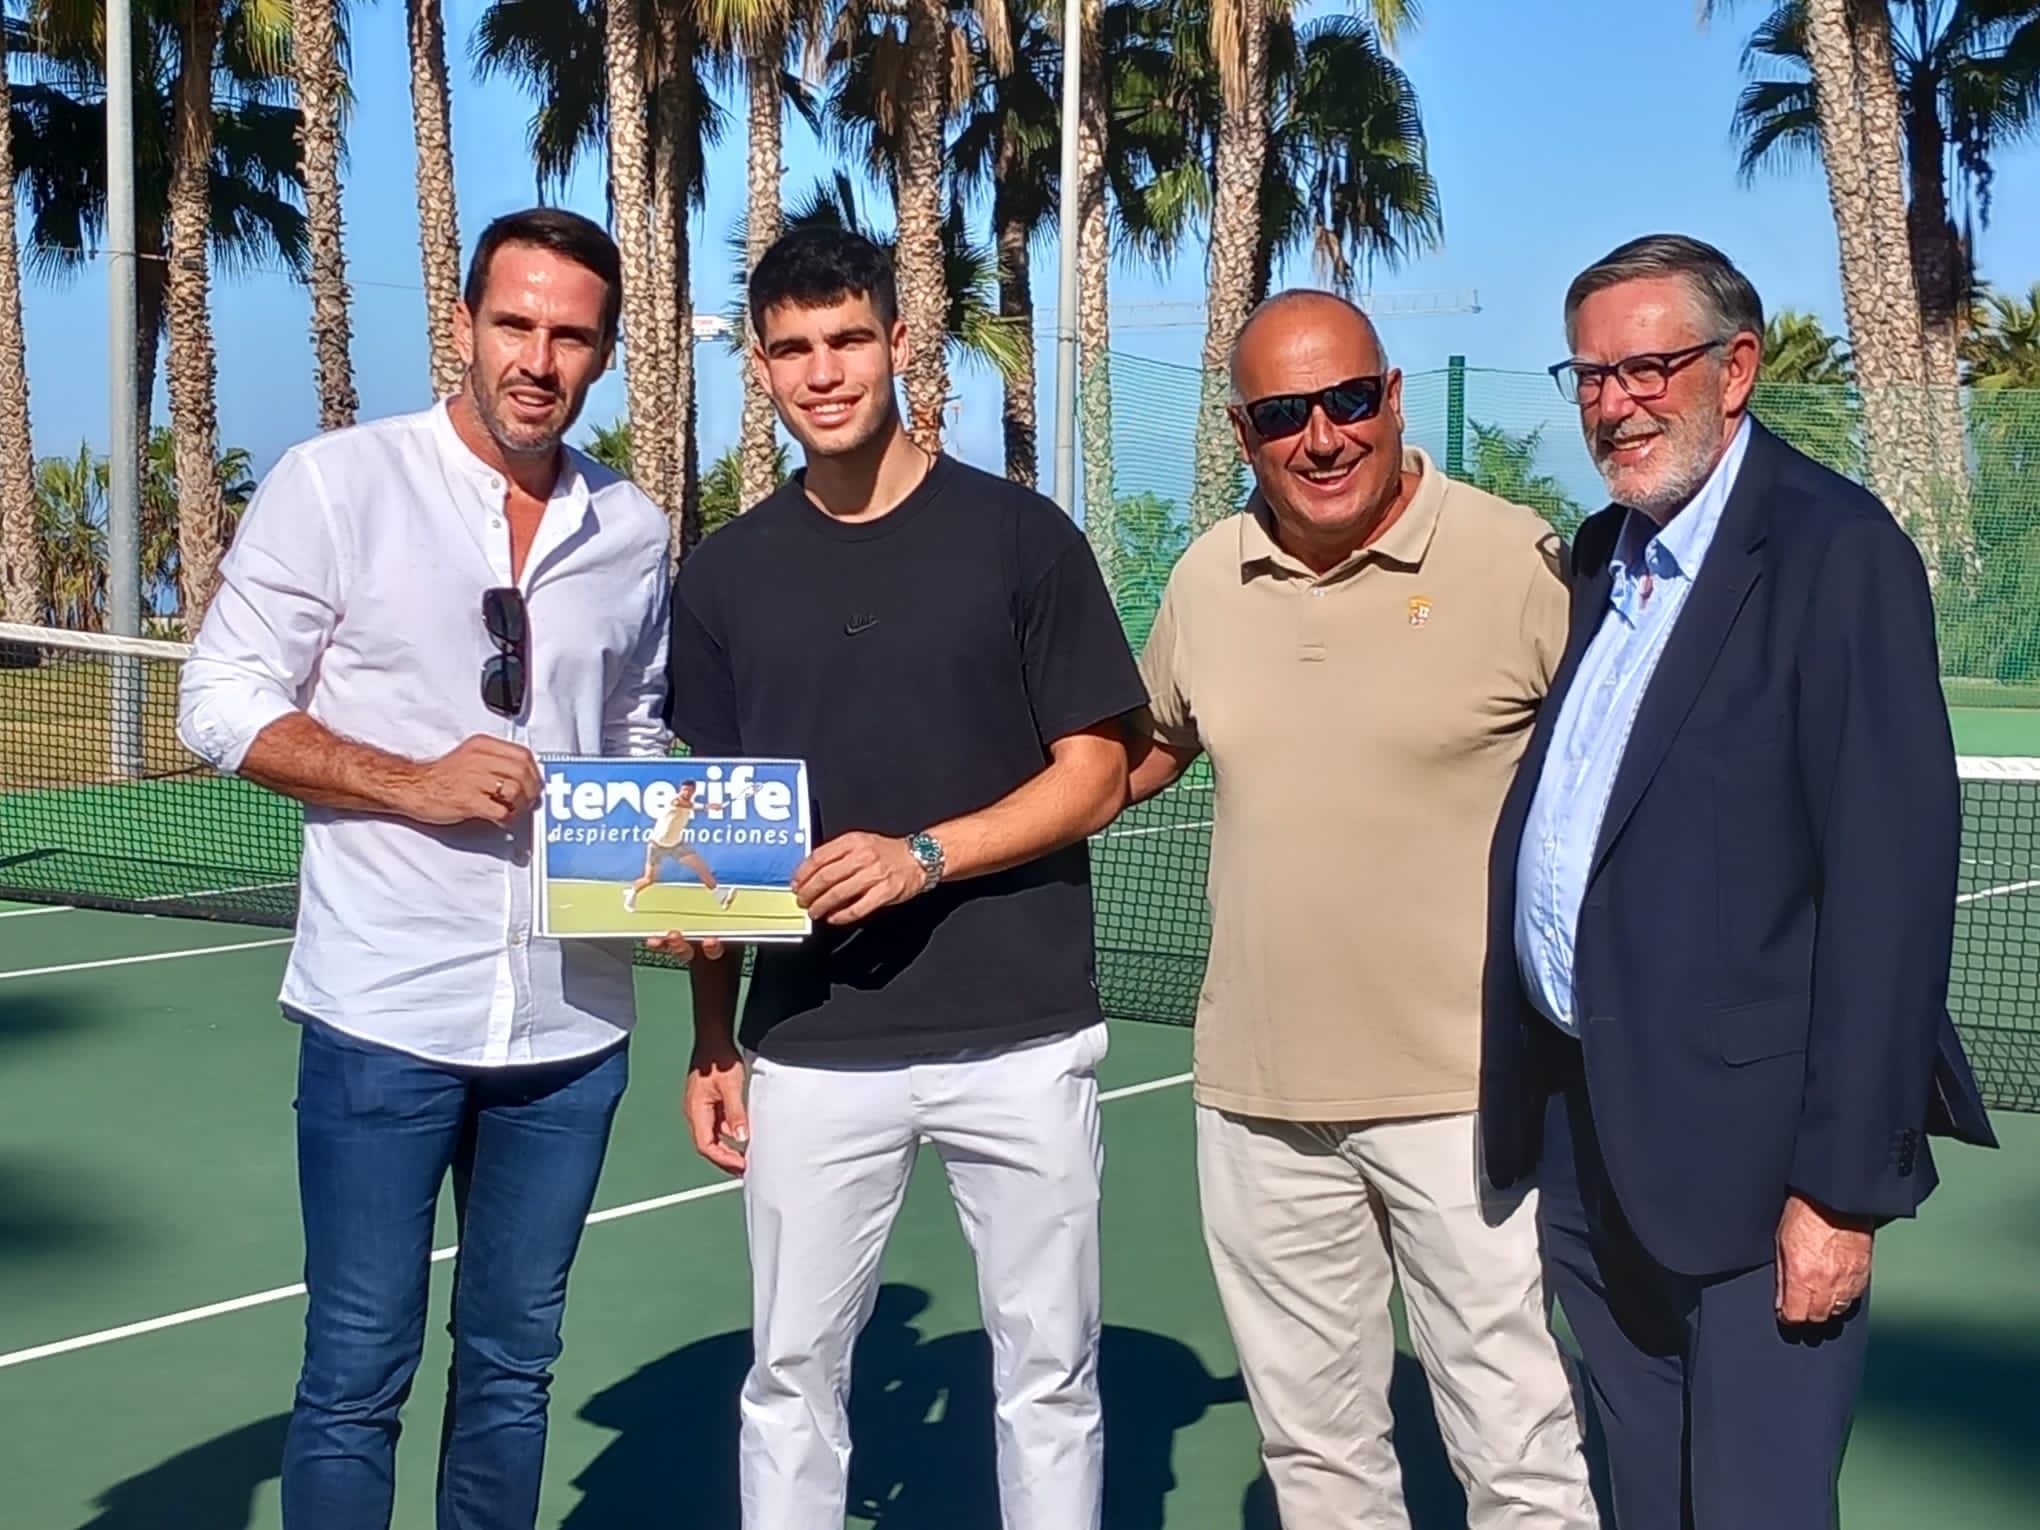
73, 1414, 287, 1530
0, 993, 109, 1056
1853, 1312, 2040, 1493
563, 1282, 1251, 1529
0, 1156, 129, 1271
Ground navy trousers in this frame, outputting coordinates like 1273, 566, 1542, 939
1536, 1034, 1868, 1530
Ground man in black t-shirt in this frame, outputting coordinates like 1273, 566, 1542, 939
658, 227, 1145, 1530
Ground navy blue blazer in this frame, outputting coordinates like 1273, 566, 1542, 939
1481, 420, 1997, 1277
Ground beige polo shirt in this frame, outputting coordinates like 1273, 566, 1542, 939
1139, 447, 1570, 1122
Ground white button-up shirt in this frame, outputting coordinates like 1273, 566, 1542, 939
178, 401, 673, 1067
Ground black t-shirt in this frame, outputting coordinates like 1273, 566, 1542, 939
662, 453, 1148, 1063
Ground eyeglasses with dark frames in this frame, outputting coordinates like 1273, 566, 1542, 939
1547, 340, 1730, 406
481, 586, 528, 719
1232, 375, 1387, 440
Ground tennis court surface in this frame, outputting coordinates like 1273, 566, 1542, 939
2, 624, 2037, 1526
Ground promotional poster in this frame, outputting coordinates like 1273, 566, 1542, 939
534, 756, 812, 942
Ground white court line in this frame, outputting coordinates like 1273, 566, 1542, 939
0, 1069, 1196, 1372
0, 938, 293, 982
1957, 878, 2040, 905
1096, 820, 1214, 842
0, 906, 74, 920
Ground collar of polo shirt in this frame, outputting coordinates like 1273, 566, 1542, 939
1237, 445, 1449, 581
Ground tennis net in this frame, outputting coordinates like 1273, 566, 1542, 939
4, 621, 2035, 1114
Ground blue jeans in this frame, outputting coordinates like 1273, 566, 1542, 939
279, 1015, 629, 1530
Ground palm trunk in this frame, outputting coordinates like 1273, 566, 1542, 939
652, 3, 700, 559
295, 0, 357, 430
896, 0, 952, 452
0, 65, 42, 624
994, 177, 1036, 487
1801, 0, 1938, 569
1076, 0, 1116, 589
739, 46, 785, 509
166, 0, 228, 630
1895, 50, 1974, 576
136, 227, 165, 479
408, 0, 465, 401
605, 0, 663, 515
1189, 0, 1269, 534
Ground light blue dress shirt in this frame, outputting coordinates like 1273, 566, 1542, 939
1514, 417, 1752, 1034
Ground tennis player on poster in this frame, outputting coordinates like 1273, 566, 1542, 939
626, 777, 750, 912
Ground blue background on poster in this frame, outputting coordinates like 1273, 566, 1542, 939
541, 758, 810, 887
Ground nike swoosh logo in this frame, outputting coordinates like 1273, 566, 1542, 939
845, 615, 879, 636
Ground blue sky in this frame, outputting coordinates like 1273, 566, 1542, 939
17, 0, 2040, 497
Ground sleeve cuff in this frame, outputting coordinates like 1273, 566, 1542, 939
178, 677, 298, 775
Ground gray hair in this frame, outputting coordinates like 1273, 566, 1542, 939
1562, 234, 1764, 350
1228, 288, 1387, 403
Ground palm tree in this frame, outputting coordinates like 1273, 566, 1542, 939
1712, 0, 1955, 568
1963, 282, 2040, 387
162, 0, 284, 626
826, 0, 999, 452
694, 0, 825, 507
1075, 0, 1115, 565
34, 443, 104, 631
1731, 2, 2040, 392
409, 0, 463, 399
473, 0, 721, 553
1121, 0, 1428, 531
1761, 308, 1853, 382
1185, 0, 1269, 533
12, 0, 308, 470
293, 0, 355, 429
0, 50, 41, 624
953, 0, 1060, 485
1466, 420, 1587, 540
599, 0, 665, 515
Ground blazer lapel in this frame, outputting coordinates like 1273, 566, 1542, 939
1587, 428, 1777, 880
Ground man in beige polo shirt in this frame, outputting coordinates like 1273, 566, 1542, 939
1128, 289, 1597, 1528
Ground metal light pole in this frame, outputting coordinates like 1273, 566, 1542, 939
1050, 0, 1083, 520
105, 0, 143, 773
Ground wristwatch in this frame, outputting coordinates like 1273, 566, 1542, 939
905, 830, 945, 892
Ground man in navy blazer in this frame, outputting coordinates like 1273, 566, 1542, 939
1482, 234, 1997, 1529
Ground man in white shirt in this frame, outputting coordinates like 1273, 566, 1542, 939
178, 207, 678, 1530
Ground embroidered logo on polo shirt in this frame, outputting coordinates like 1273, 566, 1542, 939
1408, 596, 1432, 627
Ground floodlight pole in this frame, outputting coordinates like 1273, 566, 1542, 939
105, 0, 143, 774
1050, 0, 1083, 519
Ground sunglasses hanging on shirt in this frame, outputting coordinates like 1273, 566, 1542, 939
481, 586, 528, 718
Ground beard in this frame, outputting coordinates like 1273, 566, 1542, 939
1590, 387, 1730, 518
471, 368, 573, 459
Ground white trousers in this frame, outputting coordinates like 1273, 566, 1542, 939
1196, 1105, 1598, 1530
738, 1022, 1110, 1530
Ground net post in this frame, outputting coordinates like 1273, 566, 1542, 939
105, 0, 144, 778
1445, 354, 1466, 478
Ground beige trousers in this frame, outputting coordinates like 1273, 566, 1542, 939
1196, 1104, 1598, 1529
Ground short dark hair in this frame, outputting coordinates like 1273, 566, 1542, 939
747, 225, 899, 338
463, 207, 623, 344
1563, 234, 1764, 349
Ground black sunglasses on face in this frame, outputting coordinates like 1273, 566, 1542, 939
1235, 376, 1387, 440
481, 586, 528, 718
